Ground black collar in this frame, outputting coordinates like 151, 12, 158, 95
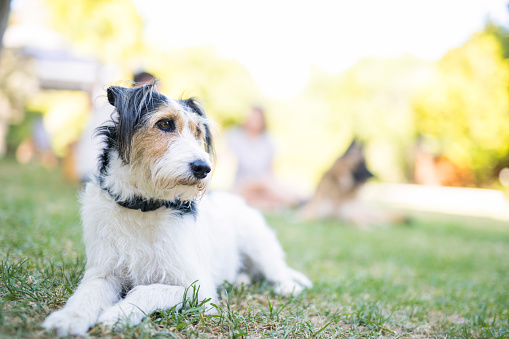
102, 186, 196, 214
117, 197, 195, 213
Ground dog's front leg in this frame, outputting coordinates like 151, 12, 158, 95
42, 276, 120, 336
98, 284, 187, 329
238, 209, 313, 296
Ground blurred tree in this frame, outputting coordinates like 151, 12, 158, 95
413, 32, 509, 186
486, 21, 509, 59
0, 49, 38, 156
45, 0, 143, 66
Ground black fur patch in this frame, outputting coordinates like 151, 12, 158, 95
183, 97, 206, 117
353, 160, 374, 184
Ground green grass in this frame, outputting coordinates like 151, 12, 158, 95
1, 157, 508, 338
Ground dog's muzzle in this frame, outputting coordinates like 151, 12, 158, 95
190, 160, 211, 179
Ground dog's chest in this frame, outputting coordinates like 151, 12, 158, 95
106, 210, 205, 286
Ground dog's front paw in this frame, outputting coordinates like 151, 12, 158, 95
274, 280, 306, 296
42, 309, 92, 337
98, 304, 144, 329
273, 268, 313, 297
287, 267, 313, 289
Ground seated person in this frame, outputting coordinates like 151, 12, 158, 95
228, 106, 300, 211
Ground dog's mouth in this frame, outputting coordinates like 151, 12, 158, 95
175, 178, 206, 188
156, 177, 207, 190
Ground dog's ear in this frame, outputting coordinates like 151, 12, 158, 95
107, 86, 130, 107
344, 140, 374, 183
344, 139, 362, 156
184, 98, 215, 156
203, 124, 214, 156
105, 85, 141, 162
184, 98, 206, 117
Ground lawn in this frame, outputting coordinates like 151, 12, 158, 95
0, 157, 508, 338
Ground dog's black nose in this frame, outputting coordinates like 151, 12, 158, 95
190, 160, 211, 179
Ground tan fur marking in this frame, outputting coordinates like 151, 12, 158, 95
129, 107, 208, 181
130, 126, 169, 172
128, 104, 210, 192
145, 107, 186, 134
188, 121, 204, 140
130, 108, 185, 166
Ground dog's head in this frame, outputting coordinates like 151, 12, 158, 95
97, 83, 214, 201
331, 140, 374, 192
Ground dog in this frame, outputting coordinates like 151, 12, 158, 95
301, 141, 402, 226
42, 83, 312, 336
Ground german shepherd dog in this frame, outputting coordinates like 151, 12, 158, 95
301, 141, 401, 226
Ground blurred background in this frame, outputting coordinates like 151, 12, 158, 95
2, 0, 509, 219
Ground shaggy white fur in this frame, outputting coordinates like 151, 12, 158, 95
42, 86, 311, 337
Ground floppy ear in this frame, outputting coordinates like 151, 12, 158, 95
184, 97, 206, 117
105, 85, 140, 162
203, 123, 214, 156
107, 86, 129, 107
184, 98, 215, 156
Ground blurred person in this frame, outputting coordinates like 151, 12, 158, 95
227, 106, 301, 211
32, 116, 57, 168
133, 71, 159, 87
75, 71, 157, 182
414, 139, 474, 187
16, 115, 57, 168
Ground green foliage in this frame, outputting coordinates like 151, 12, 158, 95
413, 32, 509, 184
44, 0, 144, 65
0, 49, 39, 155
0, 49, 38, 123
486, 21, 509, 59
6, 109, 39, 151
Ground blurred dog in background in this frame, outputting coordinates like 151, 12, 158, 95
301, 141, 403, 227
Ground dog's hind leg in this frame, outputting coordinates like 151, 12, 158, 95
237, 207, 312, 296
97, 284, 189, 328
42, 276, 121, 336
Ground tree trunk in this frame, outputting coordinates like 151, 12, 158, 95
0, 0, 11, 53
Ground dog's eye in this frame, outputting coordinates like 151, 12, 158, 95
156, 119, 176, 132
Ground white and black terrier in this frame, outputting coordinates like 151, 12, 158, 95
43, 83, 312, 336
